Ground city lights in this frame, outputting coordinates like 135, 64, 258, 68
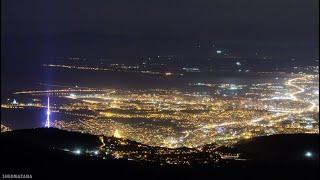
3, 73, 318, 148
2, 0, 319, 178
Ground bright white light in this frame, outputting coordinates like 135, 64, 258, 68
94, 151, 99, 155
45, 97, 51, 128
229, 85, 238, 90
305, 151, 312, 158
305, 125, 313, 129
74, 149, 81, 155
236, 62, 241, 66
216, 50, 222, 54
12, 99, 18, 104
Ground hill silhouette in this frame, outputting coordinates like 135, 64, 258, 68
1, 128, 318, 179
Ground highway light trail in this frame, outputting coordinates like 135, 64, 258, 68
286, 77, 306, 101
286, 76, 318, 112
99, 136, 106, 149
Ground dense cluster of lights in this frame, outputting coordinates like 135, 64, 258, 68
3, 73, 318, 149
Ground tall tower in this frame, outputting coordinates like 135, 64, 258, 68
45, 97, 51, 128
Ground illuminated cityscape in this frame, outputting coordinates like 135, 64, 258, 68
2, 71, 318, 148
1, 0, 318, 179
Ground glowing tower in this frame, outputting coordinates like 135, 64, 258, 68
45, 97, 51, 128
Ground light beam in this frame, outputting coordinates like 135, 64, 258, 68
45, 97, 51, 128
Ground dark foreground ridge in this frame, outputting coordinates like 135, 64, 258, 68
1, 128, 319, 179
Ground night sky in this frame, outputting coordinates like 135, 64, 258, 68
1, 0, 319, 95
2, 0, 318, 41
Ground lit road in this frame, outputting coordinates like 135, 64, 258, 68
286, 76, 318, 112
286, 77, 306, 101
99, 136, 106, 149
